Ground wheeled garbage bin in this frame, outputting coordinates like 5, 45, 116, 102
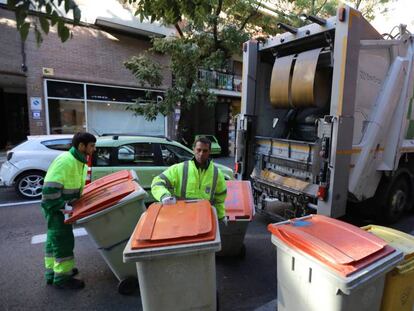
123, 200, 221, 311
362, 225, 414, 311
65, 170, 147, 295
268, 214, 404, 311
217, 180, 254, 257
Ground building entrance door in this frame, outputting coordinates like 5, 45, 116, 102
0, 74, 28, 150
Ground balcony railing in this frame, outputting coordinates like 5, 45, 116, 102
199, 69, 242, 92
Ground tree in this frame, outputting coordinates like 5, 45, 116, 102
7, 0, 81, 43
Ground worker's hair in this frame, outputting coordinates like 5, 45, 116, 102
72, 132, 96, 149
194, 136, 211, 150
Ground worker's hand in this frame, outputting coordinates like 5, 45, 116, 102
161, 196, 176, 205
63, 203, 73, 221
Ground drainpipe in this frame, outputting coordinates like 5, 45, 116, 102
21, 40, 28, 73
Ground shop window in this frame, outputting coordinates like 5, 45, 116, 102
87, 85, 163, 103
87, 101, 165, 135
47, 81, 84, 99
48, 99, 85, 134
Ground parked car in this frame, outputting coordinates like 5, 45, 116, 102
0, 134, 233, 200
0, 135, 73, 199
91, 135, 233, 201
194, 134, 222, 156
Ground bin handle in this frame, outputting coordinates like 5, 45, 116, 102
396, 258, 414, 274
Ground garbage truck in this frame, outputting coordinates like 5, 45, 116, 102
235, 4, 414, 223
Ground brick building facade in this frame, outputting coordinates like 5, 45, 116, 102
0, 5, 174, 149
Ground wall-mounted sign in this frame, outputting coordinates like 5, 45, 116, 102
42, 67, 54, 76
30, 97, 42, 111
32, 111, 41, 120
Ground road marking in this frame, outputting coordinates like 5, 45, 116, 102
31, 228, 88, 244
0, 200, 41, 207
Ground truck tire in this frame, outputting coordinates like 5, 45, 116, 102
376, 172, 412, 224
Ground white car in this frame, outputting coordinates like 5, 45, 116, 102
0, 135, 73, 199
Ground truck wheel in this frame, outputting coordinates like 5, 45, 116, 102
118, 277, 138, 295
14, 171, 45, 199
379, 174, 411, 224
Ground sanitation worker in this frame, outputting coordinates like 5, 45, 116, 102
151, 136, 227, 219
41, 132, 96, 289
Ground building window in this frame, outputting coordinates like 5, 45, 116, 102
87, 101, 165, 135
48, 99, 85, 134
47, 81, 84, 99
45, 80, 166, 136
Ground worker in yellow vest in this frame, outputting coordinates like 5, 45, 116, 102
151, 136, 227, 219
41, 132, 96, 289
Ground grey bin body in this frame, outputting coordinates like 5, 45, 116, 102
124, 208, 221, 311
272, 235, 403, 311
216, 220, 249, 257
75, 185, 147, 288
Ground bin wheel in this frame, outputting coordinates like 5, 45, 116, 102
118, 277, 138, 295
237, 244, 246, 259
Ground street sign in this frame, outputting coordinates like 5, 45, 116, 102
30, 97, 42, 111
32, 111, 41, 120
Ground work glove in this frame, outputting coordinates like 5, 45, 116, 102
161, 196, 176, 205
62, 203, 73, 221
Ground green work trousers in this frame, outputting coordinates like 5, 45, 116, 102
42, 209, 75, 285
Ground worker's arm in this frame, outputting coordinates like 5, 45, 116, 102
213, 170, 227, 219
41, 161, 66, 212
151, 165, 178, 202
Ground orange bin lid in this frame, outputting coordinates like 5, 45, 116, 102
65, 178, 137, 224
225, 181, 254, 221
131, 200, 217, 250
268, 214, 396, 277
82, 170, 132, 196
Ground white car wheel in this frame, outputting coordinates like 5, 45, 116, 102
15, 171, 45, 199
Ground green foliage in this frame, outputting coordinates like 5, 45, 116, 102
7, 0, 81, 44
124, 55, 163, 88
347, 0, 396, 21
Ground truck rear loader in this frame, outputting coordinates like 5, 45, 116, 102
235, 5, 414, 223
